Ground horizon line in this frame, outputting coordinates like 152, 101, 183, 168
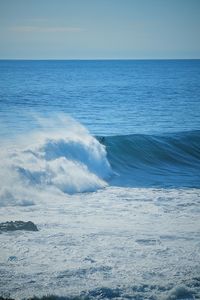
0, 58, 200, 61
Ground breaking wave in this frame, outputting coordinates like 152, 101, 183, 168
0, 116, 199, 207
0, 117, 112, 206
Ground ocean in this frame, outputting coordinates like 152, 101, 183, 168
0, 60, 200, 300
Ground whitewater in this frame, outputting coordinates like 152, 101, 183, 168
0, 59, 200, 300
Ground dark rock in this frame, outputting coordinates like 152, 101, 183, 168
0, 221, 38, 232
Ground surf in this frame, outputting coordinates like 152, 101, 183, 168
0, 115, 199, 208
0, 116, 112, 206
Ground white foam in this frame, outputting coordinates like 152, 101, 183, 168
0, 116, 112, 206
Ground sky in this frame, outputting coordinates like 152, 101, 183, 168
0, 0, 200, 59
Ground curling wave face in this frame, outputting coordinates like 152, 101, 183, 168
100, 130, 200, 188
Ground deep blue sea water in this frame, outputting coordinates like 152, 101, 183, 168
0, 59, 200, 137
0, 60, 200, 300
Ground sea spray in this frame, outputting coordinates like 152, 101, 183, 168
0, 116, 112, 206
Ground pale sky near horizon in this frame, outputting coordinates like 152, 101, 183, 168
0, 0, 200, 59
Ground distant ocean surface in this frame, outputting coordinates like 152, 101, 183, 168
0, 59, 200, 137
0, 60, 200, 300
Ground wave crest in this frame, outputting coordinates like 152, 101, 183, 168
0, 117, 112, 206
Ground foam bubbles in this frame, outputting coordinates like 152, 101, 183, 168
0, 115, 112, 206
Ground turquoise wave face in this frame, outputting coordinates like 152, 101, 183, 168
99, 130, 200, 188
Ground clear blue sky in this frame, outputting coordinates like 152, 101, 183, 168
0, 0, 200, 59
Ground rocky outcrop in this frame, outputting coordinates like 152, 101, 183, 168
0, 221, 38, 232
